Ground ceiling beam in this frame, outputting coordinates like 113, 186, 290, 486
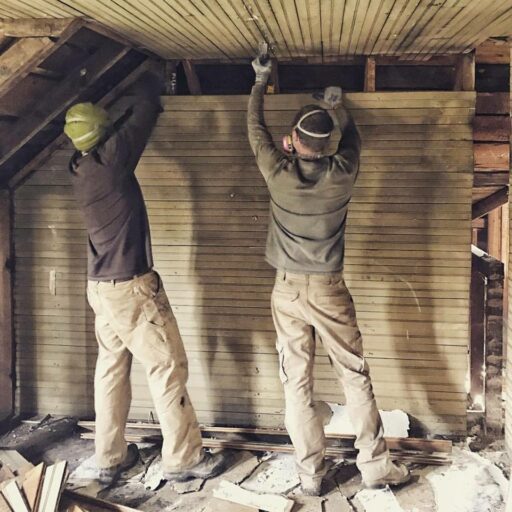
472, 187, 508, 219
9, 58, 154, 190
0, 42, 129, 172
0, 18, 84, 99
474, 171, 509, 187
0, 18, 77, 38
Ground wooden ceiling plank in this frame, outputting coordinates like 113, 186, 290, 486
355, 0, 384, 55
65, 0, 196, 58
247, 0, 292, 60
320, 0, 335, 56
280, 0, 306, 56
371, 0, 406, 55
389, 0, 432, 55
329, 0, 345, 56
0, 17, 77, 37
0, 42, 129, 171
306, 0, 322, 57
173, 0, 254, 58
8, 58, 152, 189
293, 0, 313, 55
112, 0, 217, 58
377, 0, 421, 55
461, 10, 512, 55
215, 0, 264, 55
268, 0, 302, 57
4, 0, 81, 18
362, 0, 395, 55
129, 0, 230, 59
338, 0, 357, 56
406, 0, 460, 58
434, 0, 509, 54
347, 0, 371, 55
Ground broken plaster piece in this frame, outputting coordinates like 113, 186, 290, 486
325, 403, 409, 438
173, 478, 204, 494
355, 486, 405, 512
242, 453, 300, 495
213, 480, 294, 512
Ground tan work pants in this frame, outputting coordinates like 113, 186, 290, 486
271, 271, 392, 487
86, 270, 203, 471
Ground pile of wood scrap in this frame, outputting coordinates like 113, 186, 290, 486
0, 450, 142, 512
78, 421, 453, 466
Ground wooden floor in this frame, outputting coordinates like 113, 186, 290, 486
14, 91, 474, 434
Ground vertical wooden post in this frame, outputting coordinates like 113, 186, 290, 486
488, 207, 502, 259
506, 42, 512, 455
454, 51, 476, 91
267, 58, 280, 94
364, 56, 376, 92
183, 59, 202, 95
0, 188, 13, 422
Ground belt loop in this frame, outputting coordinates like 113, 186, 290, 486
282, 271, 286, 281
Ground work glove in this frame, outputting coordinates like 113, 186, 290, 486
323, 86, 343, 109
252, 57, 272, 84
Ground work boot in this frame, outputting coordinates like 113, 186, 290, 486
97, 443, 140, 486
300, 480, 323, 497
163, 451, 228, 483
363, 462, 411, 489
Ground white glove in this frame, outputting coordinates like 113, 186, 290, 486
252, 57, 272, 84
323, 86, 343, 108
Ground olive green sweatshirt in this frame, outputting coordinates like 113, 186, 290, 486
247, 83, 361, 274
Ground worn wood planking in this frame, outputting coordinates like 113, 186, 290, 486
15, 92, 472, 434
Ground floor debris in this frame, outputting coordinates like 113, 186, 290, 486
241, 453, 299, 495
355, 486, 405, 512
213, 480, 294, 512
427, 447, 506, 512
325, 403, 410, 438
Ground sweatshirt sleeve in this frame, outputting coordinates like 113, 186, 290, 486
100, 71, 163, 172
332, 106, 361, 180
247, 83, 286, 181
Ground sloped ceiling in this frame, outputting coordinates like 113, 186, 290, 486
1, 0, 511, 61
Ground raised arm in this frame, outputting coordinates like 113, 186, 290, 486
101, 70, 163, 169
323, 86, 361, 177
247, 58, 285, 180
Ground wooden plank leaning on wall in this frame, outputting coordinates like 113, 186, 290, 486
0, 188, 13, 422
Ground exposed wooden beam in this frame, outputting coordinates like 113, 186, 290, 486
364, 56, 376, 92
472, 187, 508, 219
476, 93, 509, 114
0, 18, 76, 38
0, 18, 84, 98
488, 207, 503, 259
476, 38, 510, 65
474, 171, 509, 187
0, 188, 13, 422
9, 58, 152, 189
183, 59, 201, 95
474, 116, 510, 142
0, 42, 129, 171
474, 143, 510, 170
454, 52, 475, 91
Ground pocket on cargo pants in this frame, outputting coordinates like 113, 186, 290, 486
130, 273, 182, 366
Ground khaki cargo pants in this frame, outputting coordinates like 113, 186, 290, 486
271, 271, 392, 487
86, 270, 203, 471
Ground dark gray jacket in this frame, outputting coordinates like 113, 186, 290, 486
69, 72, 162, 281
247, 83, 361, 273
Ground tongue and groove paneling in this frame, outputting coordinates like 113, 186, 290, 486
14, 92, 474, 434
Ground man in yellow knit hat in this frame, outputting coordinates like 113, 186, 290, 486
64, 71, 227, 486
